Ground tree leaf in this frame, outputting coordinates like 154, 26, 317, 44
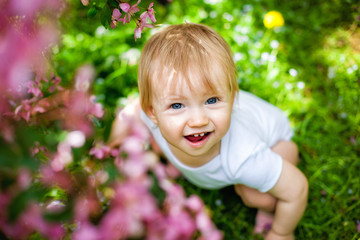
88, 6, 98, 18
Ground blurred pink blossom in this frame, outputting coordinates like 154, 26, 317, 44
74, 194, 101, 222
73, 221, 101, 240
30, 141, 48, 156
111, 8, 123, 29
196, 211, 223, 240
186, 195, 204, 213
140, 2, 156, 23
27, 81, 43, 97
19, 203, 65, 239
121, 136, 145, 156
40, 166, 74, 192
14, 98, 49, 122
65, 130, 86, 148
74, 64, 95, 92
51, 142, 73, 171
17, 168, 32, 190
90, 142, 111, 159
134, 17, 154, 41
122, 157, 148, 178
89, 95, 104, 118
147, 210, 196, 240
80, 0, 90, 6
120, 0, 141, 24
165, 162, 182, 179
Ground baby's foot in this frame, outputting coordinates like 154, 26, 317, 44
253, 210, 274, 236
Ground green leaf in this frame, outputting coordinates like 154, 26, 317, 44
96, 0, 108, 8
104, 162, 120, 182
149, 172, 166, 206
109, 0, 119, 8
100, 4, 112, 28
88, 6, 98, 18
43, 200, 73, 222
8, 186, 47, 222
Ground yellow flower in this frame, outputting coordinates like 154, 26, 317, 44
263, 11, 285, 29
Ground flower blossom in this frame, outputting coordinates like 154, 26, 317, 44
74, 64, 95, 92
263, 11, 284, 29
81, 0, 89, 6
89, 142, 111, 159
14, 98, 49, 122
27, 81, 43, 97
134, 17, 154, 41
111, 8, 123, 29
120, 0, 141, 25
140, 2, 156, 23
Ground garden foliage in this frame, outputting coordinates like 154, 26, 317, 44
0, 0, 222, 239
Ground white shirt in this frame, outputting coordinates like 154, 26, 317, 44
141, 90, 293, 192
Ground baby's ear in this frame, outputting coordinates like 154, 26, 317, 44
146, 107, 158, 125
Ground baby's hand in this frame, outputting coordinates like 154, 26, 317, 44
107, 98, 142, 148
265, 229, 295, 240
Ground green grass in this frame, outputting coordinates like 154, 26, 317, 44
56, 0, 360, 238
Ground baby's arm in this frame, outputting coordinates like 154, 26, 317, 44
266, 160, 308, 240
107, 98, 143, 148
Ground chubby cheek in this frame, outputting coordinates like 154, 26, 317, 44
157, 114, 185, 136
212, 112, 231, 133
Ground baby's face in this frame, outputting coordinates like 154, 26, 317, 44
147, 79, 234, 167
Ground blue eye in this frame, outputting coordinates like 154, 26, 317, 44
171, 103, 183, 109
206, 97, 218, 104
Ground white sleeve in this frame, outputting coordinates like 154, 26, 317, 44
236, 91, 294, 147
233, 147, 283, 193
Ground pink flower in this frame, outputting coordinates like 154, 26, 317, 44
17, 168, 32, 190
140, 2, 156, 23
134, 18, 154, 41
120, 0, 141, 24
111, 8, 123, 29
121, 136, 145, 156
65, 130, 86, 148
14, 99, 48, 122
74, 194, 101, 222
167, 211, 196, 239
48, 76, 63, 92
134, 26, 142, 40
73, 222, 101, 240
20, 203, 65, 239
27, 81, 43, 97
74, 64, 95, 92
98, 207, 130, 239
195, 211, 223, 240
81, 0, 90, 6
185, 195, 204, 213
122, 157, 148, 178
165, 162, 181, 179
89, 142, 111, 159
90, 101, 104, 118
30, 141, 48, 156
40, 166, 74, 191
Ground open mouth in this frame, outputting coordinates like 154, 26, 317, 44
184, 132, 210, 143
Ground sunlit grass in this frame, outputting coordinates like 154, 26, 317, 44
55, 0, 360, 238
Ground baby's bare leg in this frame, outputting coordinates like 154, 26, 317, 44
234, 140, 299, 234
271, 140, 299, 166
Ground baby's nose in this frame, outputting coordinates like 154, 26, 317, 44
187, 109, 209, 128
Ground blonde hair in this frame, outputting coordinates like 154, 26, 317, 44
138, 23, 238, 111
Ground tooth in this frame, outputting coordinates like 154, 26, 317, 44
200, 133, 205, 136
194, 134, 199, 137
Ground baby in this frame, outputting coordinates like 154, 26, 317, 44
109, 23, 308, 240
